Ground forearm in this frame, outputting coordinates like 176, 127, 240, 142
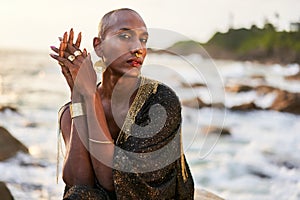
84, 93, 115, 190
62, 97, 95, 186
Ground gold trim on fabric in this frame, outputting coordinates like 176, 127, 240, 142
180, 129, 188, 182
116, 76, 159, 145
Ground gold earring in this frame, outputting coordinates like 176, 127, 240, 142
94, 58, 107, 73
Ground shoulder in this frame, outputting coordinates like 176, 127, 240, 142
144, 77, 181, 107
58, 102, 72, 144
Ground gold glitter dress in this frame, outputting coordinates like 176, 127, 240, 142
61, 77, 194, 200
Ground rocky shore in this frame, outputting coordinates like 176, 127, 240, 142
182, 83, 300, 115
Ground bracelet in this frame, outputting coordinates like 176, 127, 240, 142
89, 138, 114, 144
70, 103, 86, 118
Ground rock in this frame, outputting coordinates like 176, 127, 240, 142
182, 97, 210, 108
285, 71, 300, 81
251, 75, 265, 80
230, 101, 261, 111
249, 170, 272, 179
181, 82, 206, 88
0, 126, 29, 161
195, 188, 225, 200
269, 90, 300, 115
202, 126, 231, 136
182, 97, 225, 109
254, 85, 277, 95
225, 84, 253, 93
0, 182, 14, 200
0, 105, 19, 114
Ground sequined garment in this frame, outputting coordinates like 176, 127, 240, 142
61, 77, 194, 199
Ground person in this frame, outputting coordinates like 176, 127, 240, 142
50, 8, 194, 199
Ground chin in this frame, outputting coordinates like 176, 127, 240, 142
122, 68, 141, 78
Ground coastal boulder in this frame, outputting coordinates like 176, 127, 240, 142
225, 84, 253, 93
182, 97, 210, 108
269, 90, 300, 115
0, 126, 28, 161
230, 101, 261, 111
0, 182, 14, 200
0, 105, 19, 114
202, 126, 231, 136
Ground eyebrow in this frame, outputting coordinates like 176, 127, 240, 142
118, 28, 149, 36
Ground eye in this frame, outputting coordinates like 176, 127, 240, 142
119, 33, 131, 40
140, 38, 148, 44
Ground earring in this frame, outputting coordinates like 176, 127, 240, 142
94, 58, 107, 73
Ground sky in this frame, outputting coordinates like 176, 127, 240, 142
0, 0, 299, 51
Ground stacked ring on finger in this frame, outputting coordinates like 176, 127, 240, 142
74, 50, 82, 57
68, 55, 76, 62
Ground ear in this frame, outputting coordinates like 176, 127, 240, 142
93, 37, 102, 57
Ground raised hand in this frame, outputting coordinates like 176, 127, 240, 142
50, 29, 96, 98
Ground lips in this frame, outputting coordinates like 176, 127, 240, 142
127, 57, 143, 67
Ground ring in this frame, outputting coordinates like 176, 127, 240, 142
73, 50, 82, 57
67, 55, 76, 62
58, 62, 64, 66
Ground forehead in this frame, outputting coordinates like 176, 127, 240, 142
106, 10, 147, 34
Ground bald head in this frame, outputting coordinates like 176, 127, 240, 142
98, 8, 146, 39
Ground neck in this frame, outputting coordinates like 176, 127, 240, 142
100, 70, 141, 101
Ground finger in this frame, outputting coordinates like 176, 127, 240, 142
50, 53, 73, 67
68, 28, 74, 45
66, 44, 85, 64
50, 46, 59, 54
75, 32, 82, 48
59, 43, 64, 57
83, 48, 87, 57
63, 32, 68, 43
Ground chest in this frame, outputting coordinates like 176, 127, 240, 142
101, 99, 129, 140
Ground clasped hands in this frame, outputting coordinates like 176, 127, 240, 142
50, 29, 97, 98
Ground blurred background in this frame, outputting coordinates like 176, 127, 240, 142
0, 0, 300, 199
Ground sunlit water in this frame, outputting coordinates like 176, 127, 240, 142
0, 50, 299, 199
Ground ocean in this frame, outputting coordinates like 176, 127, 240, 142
0, 50, 299, 199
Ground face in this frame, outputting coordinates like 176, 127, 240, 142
97, 10, 148, 77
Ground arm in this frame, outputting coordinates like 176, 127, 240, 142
51, 29, 115, 190
60, 104, 95, 186
83, 93, 115, 191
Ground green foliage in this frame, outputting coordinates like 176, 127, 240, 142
204, 23, 300, 63
167, 22, 300, 63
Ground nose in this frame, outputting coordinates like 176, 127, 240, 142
130, 48, 143, 55
129, 38, 144, 55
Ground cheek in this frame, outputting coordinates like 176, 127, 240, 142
103, 41, 129, 62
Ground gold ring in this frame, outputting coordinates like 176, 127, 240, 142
68, 55, 76, 62
74, 50, 82, 57
58, 62, 64, 66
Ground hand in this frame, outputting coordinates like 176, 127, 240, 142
50, 29, 97, 97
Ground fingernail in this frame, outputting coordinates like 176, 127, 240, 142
50, 46, 55, 49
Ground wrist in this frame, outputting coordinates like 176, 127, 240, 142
69, 102, 86, 118
71, 91, 83, 103
82, 92, 96, 102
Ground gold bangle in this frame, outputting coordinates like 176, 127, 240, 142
70, 103, 86, 118
89, 138, 114, 144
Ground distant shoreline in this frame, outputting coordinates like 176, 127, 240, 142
155, 23, 300, 66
